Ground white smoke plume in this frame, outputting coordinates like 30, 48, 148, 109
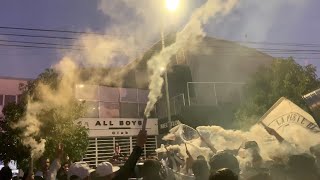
144, 0, 239, 116
159, 123, 320, 169
12, 101, 46, 160
12, 57, 80, 159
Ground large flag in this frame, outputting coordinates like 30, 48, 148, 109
259, 97, 320, 134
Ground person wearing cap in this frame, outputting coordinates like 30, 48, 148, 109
141, 159, 165, 180
94, 162, 120, 180
209, 168, 238, 180
68, 162, 94, 180
192, 159, 209, 180
36, 144, 65, 180
34, 171, 44, 180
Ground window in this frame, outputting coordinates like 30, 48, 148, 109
17, 94, 23, 104
75, 84, 99, 101
0, 94, 3, 105
99, 102, 120, 118
120, 88, 138, 102
99, 86, 119, 102
138, 103, 146, 117
4, 95, 16, 105
84, 101, 99, 118
138, 90, 149, 103
120, 103, 139, 118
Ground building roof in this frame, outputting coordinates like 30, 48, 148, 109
131, 34, 273, 70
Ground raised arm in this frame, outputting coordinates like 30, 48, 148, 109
113, 130, 147, 180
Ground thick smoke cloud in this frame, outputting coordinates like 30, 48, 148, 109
144, 0, 239, 116
158, 123, 320, 169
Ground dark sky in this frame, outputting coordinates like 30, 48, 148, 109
1, 0, 320, 78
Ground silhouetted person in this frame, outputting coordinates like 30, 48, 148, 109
196, 155, 205, 160
286, 153, 320, 180
209, 151, 240, 175
22, 169, 34, 180
239, 141, 264, 178
248, 172, 272, 180
0, 159, 13, 180
57, 162, 69, 180
191, 160, 209, 180
141, 160, 165, 180
209, 168, 238, 180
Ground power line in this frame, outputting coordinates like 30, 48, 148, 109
1, 31, 320, 57
0, 39, 80, 48
0, 26, 101, 35
0, 43, 81, 50
0, 33, 77, 40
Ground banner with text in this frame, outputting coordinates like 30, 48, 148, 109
76, 118, 158, 137
259, 97, 320, 135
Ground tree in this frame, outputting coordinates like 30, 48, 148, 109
0, 103, 30, 169
235, 58, 320, 129
0, 69, 89, 168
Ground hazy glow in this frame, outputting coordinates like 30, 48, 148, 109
160, 67, 166, 72
166, 0, 180, 11
78, 84, 84, 88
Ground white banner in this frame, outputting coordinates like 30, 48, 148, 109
76, 118, 158, 137
260, 97, 320, 133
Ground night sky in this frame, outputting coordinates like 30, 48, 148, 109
1, 0, 320, 78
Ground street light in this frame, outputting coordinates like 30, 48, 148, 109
166, 0, 180, 11
162, 0, 180, 130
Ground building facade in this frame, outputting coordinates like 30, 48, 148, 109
0, 76, 30, 119
74, 84, 158, 167
134, 35, 274, 132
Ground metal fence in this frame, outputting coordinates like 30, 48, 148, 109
187, 82, 245, 106
83, 136, 157, 167
157, 93, 186, 119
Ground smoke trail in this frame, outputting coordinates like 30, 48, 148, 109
144, 0, 239, 116
12, 101, 46, 159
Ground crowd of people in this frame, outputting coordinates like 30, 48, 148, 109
1, 125, 320, 180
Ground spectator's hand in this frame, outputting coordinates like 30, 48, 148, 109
136, 130, 147, 148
